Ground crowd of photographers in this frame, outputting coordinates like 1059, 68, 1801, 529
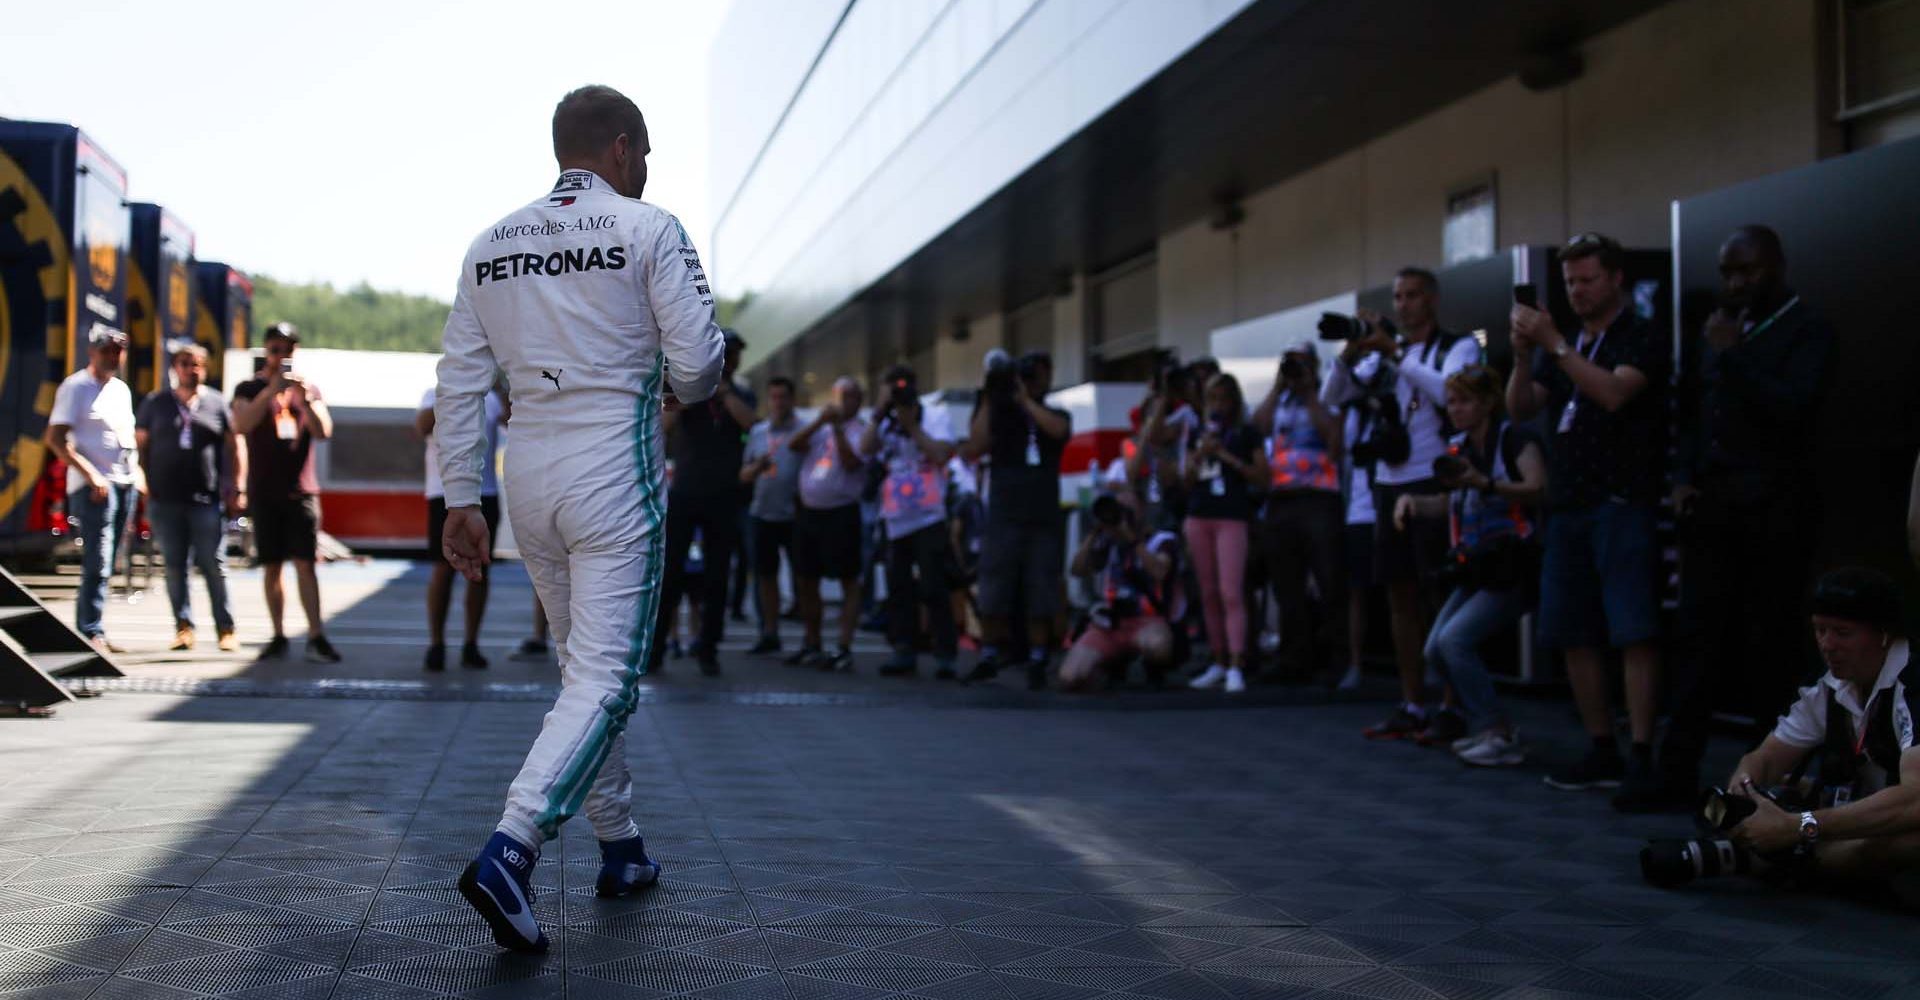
678, 224, 1920, 905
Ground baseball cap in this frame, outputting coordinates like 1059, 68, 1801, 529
263, 321, 300, 344
88, 325, 128, 347
1809, 567, 1903, 633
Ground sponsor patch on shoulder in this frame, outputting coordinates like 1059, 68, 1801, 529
553, 171, 594, 193
671, 215, 692, 247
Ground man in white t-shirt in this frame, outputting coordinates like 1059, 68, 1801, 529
46, 327, 143, 650
859, 365, 958, 677
418, 383, 505, 671
1324, 267, 1481, 743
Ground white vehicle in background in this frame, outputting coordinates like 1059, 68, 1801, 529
223, 348, 518, 555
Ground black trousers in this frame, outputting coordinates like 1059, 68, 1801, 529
886, 522, 956, 660
1660, 481, 1816, 780
1262, 490, 1348, 677
653, 491, 741, 666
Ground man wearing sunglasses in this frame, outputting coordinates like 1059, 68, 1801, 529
47, 325, 144, 652
233, 322, 340, 663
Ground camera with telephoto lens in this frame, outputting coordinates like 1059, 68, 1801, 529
1639, 783, 1810, 889
1431, 451, 1470, 484
983, 349, 1018, 405
1317, 312, 1397, 342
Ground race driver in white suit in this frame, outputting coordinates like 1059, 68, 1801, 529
436, 85, 724, 953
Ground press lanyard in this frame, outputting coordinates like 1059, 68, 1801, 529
1854, 689, 1882, 759
1741, 296, 1800, 343
174, 393, 196, 450
1556, 330, 1609, 434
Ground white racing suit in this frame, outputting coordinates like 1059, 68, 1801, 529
436, 168, 724, 849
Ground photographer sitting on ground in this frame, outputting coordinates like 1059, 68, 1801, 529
1058, 495, 1179, 692
1392, 365, 1546, 767
1643, 567, 1920, 898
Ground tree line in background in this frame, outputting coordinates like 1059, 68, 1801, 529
250, 275, 749, 354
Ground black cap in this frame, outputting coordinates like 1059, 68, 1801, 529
1809, 567, 1903, 633
264, 321, 300, 344
881, 363, 916, 389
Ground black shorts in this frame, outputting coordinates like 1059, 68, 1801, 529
254, 493, 322, 564
428, 496, 500, 575
752, 517, 794, 575
977, 516, 1065, 619
793, 503, 862, 581
1344, 522, 1378, 589
1371, 479, 1450, 583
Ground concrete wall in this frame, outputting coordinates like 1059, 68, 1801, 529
1155, 0, 1823, 351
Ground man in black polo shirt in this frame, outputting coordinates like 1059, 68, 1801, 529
1508, 232, 1668, 803
653, 331, 756, 675
963, 350, 1071, 690
135, 344, 242, 652
1649, 225, 1834, 810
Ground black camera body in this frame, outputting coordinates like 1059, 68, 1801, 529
1317, 312, 1397, 342
1431, 451, 1470, 483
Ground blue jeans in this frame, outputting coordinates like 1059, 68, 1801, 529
70, 482, 136, 639
149, 500, 235, 634
1424, 585, 1530, 733
1537, 502, 1661, 650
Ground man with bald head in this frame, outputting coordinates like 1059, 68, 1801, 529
786, 375, 870, 671
1645, 225, 1834, 811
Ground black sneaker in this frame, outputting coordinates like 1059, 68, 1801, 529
821, 648, 854, 673
879, 652, 916, 677
748, 635, 781, 655
1544, 747, 1626, 791
461, 643, 489, 669
696, 646, 721, 677
424, 644, 446, 672
1026, 661, 1049, 692
509, 638, 550, 661
1414, 709, 1469, 748
305, 635, 343, 664
1612, 759, 1692, 812
960, 655, 1001, 686
784, 645, 823, 667
257, 635, 290, 661
1362, 705, 1427, 741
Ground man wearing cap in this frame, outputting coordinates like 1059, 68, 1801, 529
1718, 567, 1920, 886
1251, 342, 1346, 684
46, 326, 144, 651
652, 329, 756, 676
233, 322, 340, 663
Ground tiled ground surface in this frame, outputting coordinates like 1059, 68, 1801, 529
2, 690, 1915, 999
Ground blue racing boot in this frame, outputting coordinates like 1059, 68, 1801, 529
458, 831, 548, 953
596, 835, 663, 898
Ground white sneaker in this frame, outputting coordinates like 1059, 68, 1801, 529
1336, 665, 1363, 691
1190, 665, 1228, 690
1223, 668, 1247, 694
1457, 730, 1526, 767
1450, 731, 1490, 754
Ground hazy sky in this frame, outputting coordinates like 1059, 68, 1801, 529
1, 0, 731, 301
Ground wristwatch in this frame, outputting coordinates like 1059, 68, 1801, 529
1551, 341, 1572, 361
1798, 811, 1821, 844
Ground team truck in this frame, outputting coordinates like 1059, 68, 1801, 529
127, 203, 197, 396
0, 121, 132, 560
193, 261, 251, 389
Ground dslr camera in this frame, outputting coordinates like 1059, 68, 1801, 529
1639, 783, 1809, 888
982, 349, 1018, 405
1317, 312, 1397, 342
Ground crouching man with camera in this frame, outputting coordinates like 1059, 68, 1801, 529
1057, 495, 1179, 692
1642, 567, 1920, 900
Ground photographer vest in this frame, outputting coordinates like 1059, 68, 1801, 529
1809, 657, 1920, 802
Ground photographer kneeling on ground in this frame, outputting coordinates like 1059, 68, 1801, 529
1392, 365, 1546, 767
1642, 567, 1920, 900
1058, 495, 1179, 691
